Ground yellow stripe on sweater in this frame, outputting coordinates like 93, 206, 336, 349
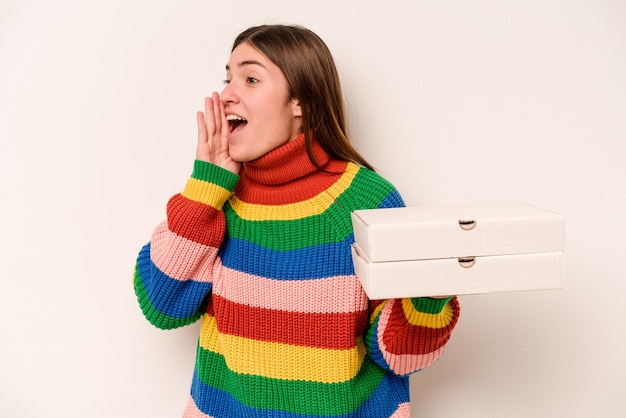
228, 164, 360, 221
402, 299, 455, 329
181, 177, 231, 207
369, 302, 387, 324
199, 314, 365, 383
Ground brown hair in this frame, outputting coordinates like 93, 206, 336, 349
232, 24, 375, 171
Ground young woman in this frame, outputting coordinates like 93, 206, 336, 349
134, 24, 460, 418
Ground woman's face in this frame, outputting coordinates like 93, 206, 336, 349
221, 42, 302, 162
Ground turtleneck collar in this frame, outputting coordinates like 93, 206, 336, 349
241, 133, 331, 186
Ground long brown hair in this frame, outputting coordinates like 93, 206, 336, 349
232, 24, 375, 171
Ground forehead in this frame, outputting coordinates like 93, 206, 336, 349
225, 42, 272, 72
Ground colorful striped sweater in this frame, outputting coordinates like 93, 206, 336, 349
134, 134, 460, 417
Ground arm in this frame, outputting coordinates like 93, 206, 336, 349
352, 171, 461, 375
365, 296, 460, 376
134, 94, 240, 329
133, 161, 240, 329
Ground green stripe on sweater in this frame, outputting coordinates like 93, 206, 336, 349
195, 344, 385, 415
224, 168, 396, 250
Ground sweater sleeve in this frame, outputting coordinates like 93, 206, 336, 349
352, 168, 461, 375
133, 160, 240, 330
365, 296, 460, 376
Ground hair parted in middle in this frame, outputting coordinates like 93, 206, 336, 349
232, 24, 375, 171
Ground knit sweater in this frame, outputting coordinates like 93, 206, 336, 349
134, 133, 460, 417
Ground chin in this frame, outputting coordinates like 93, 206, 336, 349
229, 150, 259, 163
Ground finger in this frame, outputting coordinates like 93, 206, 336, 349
211, 91, 222, 134
196, 110, 207, 144
219, 99, 228, 138
204, 96, 216, 134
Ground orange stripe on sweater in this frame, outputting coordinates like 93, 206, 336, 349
213, 295, 368, 350
382, 299, 454, 356
166, 194, 226, 247
377, 300, 445, 375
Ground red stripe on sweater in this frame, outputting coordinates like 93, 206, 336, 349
213, 295, 368, 350
235, 160, 348, 205
381, 298, 459, 356
166, 194, 226, 247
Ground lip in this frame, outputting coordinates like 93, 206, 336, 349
225, 111, 246, 126
225, 112, 246, 120
226, 115, 248, 139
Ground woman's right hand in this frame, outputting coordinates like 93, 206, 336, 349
196, 92, 241, 174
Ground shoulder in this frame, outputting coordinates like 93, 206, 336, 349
339, 163, 405, 210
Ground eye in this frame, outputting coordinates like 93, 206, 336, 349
223, 79, 231, 85
246, 77, 259, 84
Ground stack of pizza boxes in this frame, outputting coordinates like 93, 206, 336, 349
351, 201, 565, 299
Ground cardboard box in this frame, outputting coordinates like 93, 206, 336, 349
351, 201, 565, 298
352, 201, 564, 262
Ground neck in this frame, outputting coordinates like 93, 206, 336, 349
242, 133, 331, 185
235, 133, 348, 205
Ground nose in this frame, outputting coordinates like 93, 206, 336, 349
220, 81, 238, 105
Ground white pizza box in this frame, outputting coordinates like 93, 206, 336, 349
351, 245, 564, 298
350, 201, 565, 298
351, 201, 565, 262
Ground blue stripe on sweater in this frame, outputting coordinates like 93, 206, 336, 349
378, 189, 405, 209
190, 369, 409, 417
366, 314, 391, 372
217, 190, 403, 280
137, 243, 212, 319
219, 235, 356, 279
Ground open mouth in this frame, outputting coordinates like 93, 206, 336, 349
226, 114, 248, 134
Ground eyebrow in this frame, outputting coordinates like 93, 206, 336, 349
225, 60, 267, 71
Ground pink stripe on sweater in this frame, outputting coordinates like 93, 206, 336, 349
183, 396, 213, 418
391, 403, 411, 417
214, 268, 368, 314
150, 221, 220, 283
377, 300, 444, 375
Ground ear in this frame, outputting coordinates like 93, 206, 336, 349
290, 98, 302, 117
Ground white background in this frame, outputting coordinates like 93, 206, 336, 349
1, 1, 625, 417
